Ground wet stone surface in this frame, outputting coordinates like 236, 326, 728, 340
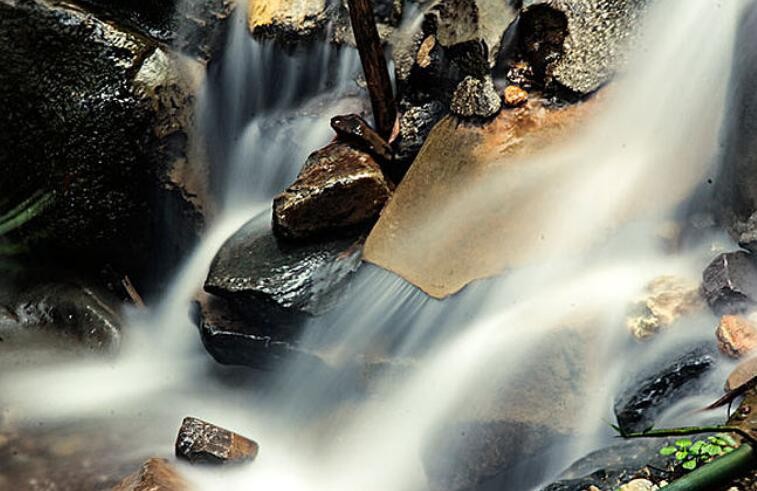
175, 416, 259, 465
702, 251, 757, 315
613, 346, 717, 434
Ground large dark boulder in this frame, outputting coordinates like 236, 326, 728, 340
613, 346, 717, 434
0, 0, 206, 289
204, 211, 362, 345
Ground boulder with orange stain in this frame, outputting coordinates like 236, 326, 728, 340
717, 315, 757, 358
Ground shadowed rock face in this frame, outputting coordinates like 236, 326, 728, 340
0, 0, 205, 287
205, 211, 363, 336
273, 142, 392, 241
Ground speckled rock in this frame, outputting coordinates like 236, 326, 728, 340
701, 251, 757, 315
624, 276, 704, 340
0, 0, 206, 286
520, 0, 647, 94
248, 0, 330, 43
619, 479, 658, 491
204, 211, 363, 336
450, 75, 501, 119
273, 142, 392, 240
112, 458, 188, 491
393, 100, 447, 170
175, 417, 258, 465
717, 315, 757, 358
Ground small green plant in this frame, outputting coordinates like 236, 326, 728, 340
659, 433, 738, 471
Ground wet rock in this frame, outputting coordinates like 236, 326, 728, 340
112, 458, 188, 491
195, 292, 323, 369
0, 272, 123, 364
248, 0, 330, 44
0, 0, 206, 287
175, 417, 258, 465
542, 440, 671, 491
717, 315, 757, 358
392, 100, 448, 170
450, 75, 502, 119
701, 251, 757, 315
204, 211, 362, 336
503, 85, 529, 107
331, 0, 403, 46
272, 142, 392, 240
726, 356, 757, 391
331, 114, 393, 162
519, 0, 647, 94
72, 0, 233, 60
614, 346, 717, 434
624, 276, 705, 340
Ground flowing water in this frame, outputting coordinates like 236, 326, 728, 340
0, 0, 749, 490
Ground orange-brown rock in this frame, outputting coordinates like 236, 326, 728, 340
717, 315, 757, 358
363, 97, 598, 298
725, 356, 757, 391
175, 417, 258, 465
112, 458, 188, 491
503, 85, 528, 107
273, 142, 392, 240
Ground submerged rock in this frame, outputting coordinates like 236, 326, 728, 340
175, 417, 259, 465
450, 75, 502, 119
248, 0, 330, 43
614, 347, 716, 434
624, 276, 704, 340
272, 142, 392, 240
331, 114, 393, 162
204, 211, 362, 336
717, 315, 757, 358
519, 0, 647, 94
0, 0, 206, 286
0, 273, 123, 363
701, 251, 757, 315
112, 458, 187, 491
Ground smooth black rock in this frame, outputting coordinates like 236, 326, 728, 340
195, 293, 322, 369
204, 211, 362, 336
613, 346, 716, 434
701, 251, 757, 315
0, 0, 204, 287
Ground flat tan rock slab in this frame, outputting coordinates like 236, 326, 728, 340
112, 458, 188, 491
364, 99, 598, 298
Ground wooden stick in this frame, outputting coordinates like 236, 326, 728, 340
347, 0, 396, 139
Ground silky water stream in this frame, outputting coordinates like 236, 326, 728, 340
0, 0, 749, 490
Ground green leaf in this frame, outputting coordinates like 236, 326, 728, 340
689, 441, 705, 455
723, 446, 736, 454
704, 444, 723, 456
660, 446, 677, 456
707, 436, 720, 443
675, 439, 693, 448
682, 459, 697, 471
675, 450, 688, 461
719, 434, 738, 447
